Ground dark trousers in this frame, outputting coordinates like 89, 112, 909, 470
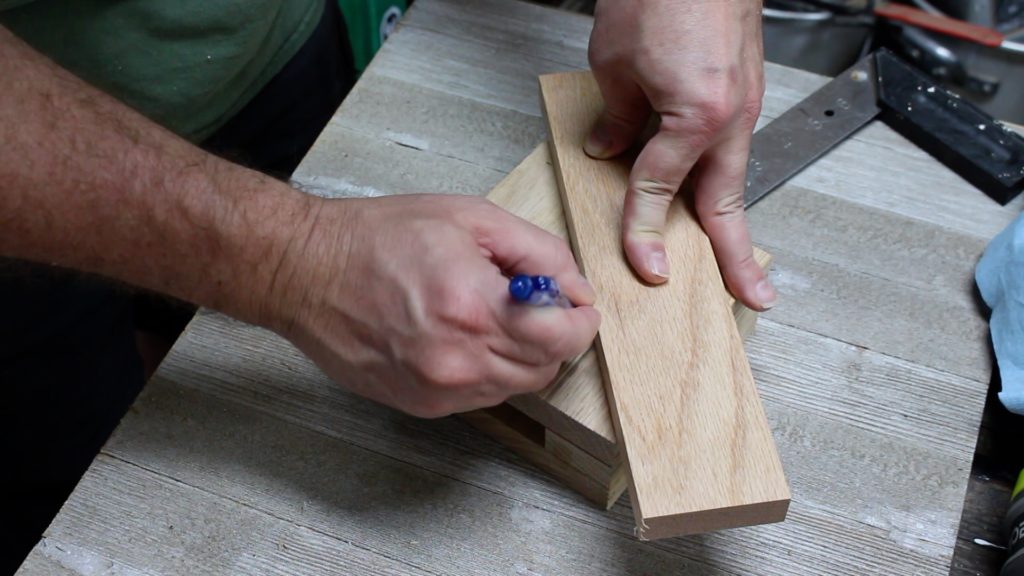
0, 1, 355, 572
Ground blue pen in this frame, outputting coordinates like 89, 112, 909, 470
508, 274, 573, 308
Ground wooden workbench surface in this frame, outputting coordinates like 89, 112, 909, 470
19, 0, 1022, 574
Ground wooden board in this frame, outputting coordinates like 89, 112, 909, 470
489, 143, 772, 466
457, 406, 620, 508
472, 141, 770, 508
458, 401, 630, 510
540, 71, 789, 539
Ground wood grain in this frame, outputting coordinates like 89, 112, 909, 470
463, 142, 767, 506
488, 142, 772, 467
458, 405, 623, 508
540, 71, 789, 539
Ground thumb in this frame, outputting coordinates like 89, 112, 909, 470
585, 76, 650, 160
470, 203, 596, 306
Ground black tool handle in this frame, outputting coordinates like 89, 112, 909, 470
874, 48, 1024, 205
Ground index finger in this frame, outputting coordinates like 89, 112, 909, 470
468, 202, 596, 306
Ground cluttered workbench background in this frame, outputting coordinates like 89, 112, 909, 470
18, 0, 1023, 574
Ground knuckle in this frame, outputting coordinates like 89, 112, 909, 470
417, 348, 483, 391
702, 191, 747, 221
733, 251, 759, 272
661, 95, 741, 141
603, 106, 641, 130
632, 178, 678, 202
688, 100, 737, 135
532, 343, 563, 368
741, 95, 763, 126
544, 334, 576, 364
436, 292, 490, 335
536, 323, 587, 365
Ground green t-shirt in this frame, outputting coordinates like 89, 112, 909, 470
0, 0, 322, 141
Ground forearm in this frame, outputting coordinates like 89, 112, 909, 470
0, 25, 316, 328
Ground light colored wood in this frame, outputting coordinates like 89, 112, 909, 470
544, 430, 627, 501
540, 71, 789, 539
457, 405, 620, 508
489, 142, 772, 466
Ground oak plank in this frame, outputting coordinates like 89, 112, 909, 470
489, 142, 771, 467
540, 70, 789, 539
544, 430, 627, 503
458, 405, 619, 508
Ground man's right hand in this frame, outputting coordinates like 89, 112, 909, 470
267, 194, 601, 418
0, 24, 599, 419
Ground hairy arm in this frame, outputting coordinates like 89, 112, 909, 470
0, 25, 312, 329
0, 25, 600, 417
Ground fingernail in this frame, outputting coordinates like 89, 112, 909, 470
649, 251, 670, 279
756, 279, 777, 310
584, 126, 611, 158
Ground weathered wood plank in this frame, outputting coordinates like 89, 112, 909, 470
749, 320, 982, 455
749, 183, 989, 298
83, 313, 968, 573
332, 73, 544, 174
292, 123, 504, 199
540, 70, 788, 539
763, 245, 990, 383
21, 458, 432, 576
404, 0, 592, 70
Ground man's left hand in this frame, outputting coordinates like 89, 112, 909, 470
587, 0, 776, 311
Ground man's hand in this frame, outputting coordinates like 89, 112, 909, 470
272, 195, 601, 418
0, 25, 598, 419
587, 0, 776, 311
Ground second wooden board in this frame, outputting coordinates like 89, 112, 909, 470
540, 71, 789, 539
487, 143, 773, 468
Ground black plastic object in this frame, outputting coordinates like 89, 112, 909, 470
874, 48, 1024, 204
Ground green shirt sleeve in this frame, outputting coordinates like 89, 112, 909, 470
0, 0, 321, 141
